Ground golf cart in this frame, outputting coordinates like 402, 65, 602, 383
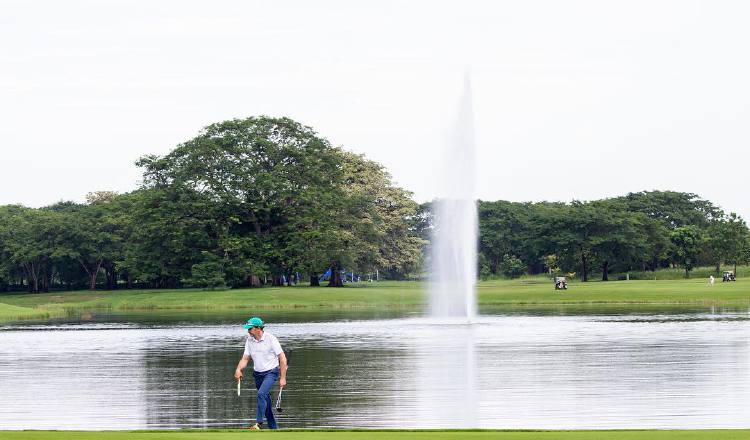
554, 276, 568, 290
722, 271, 736, 282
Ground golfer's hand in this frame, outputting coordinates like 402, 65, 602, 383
234, 369, 243, 380
279, 377, 286, 387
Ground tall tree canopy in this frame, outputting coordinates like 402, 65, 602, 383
132, 116, 425, 288
1, 117, 747, 292
477, 192, 749, 281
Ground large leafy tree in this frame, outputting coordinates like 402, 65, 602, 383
615, 191, 721, 229
136, 117, 358, 287
670, 226, 704, 278
533, 201, 603, 282
337, 151, 426, 283
118, 186, 218, 288
69, 204, 126, 291
0, 206, 26, 291
132, 116, 426, 288
529, 201, 653, 282
0, 206, 71, 292
706, 213, 749, 275
587, 201, 651, 281
478, 201, 535, 276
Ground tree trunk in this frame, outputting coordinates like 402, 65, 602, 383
248, 275, 262, 288
581, 253, 588, 282
25, 263, 40, 293
105, 267, 112, 290
327, 262, 344, 287
105, 263, 118, 290
685, 267, 690, 278
310, 274, 320, 287
42, 269, 51, 293
601, 261, 609, 281
40, 261, 50, 292
48, 268, 56, 291
328, 270, 343, 287
715, 262, 720, 274
90, 262, 104, 290
77, 258, 103, 291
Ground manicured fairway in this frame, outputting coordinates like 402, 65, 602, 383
1, 278, 749, 323
2, 430, 750, 440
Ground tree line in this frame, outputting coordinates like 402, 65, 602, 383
1, 116, 747, 293
0, 117, 426, 292
478, 192, 750, 281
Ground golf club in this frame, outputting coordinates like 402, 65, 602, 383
237, 377, 241, 396
275, 349, 292, 412
275, 386, 284, 412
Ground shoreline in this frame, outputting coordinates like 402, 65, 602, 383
1, 279, 749, 324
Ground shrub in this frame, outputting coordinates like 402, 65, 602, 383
188, 254, 226, 289
500, 255, 526, 279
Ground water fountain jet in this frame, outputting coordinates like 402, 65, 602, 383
429, 77, 478, 320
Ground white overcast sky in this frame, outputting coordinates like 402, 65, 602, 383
1, 1, 749, 219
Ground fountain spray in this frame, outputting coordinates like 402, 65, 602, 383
429, 76, 478, 321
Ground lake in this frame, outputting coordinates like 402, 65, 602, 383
1, 309, 749, 430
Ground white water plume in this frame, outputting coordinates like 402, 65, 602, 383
429, 76, 478, 320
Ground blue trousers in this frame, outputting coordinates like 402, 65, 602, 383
252, 367, 279, 429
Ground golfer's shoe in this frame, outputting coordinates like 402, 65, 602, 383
248, 423, 262, 430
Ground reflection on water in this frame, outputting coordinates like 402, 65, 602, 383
1, 312, 750, 429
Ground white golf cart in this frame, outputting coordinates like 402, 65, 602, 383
554, 276, 568, 290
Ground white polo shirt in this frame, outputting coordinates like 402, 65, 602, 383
244, 331, 283, 372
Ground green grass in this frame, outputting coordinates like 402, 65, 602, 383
1, 277, 749, 324
620, 265, 749, 281
2, 431, 750, 440
0, 302, 60, 321
478, 277, 750, 305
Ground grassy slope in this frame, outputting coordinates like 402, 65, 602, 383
0, 278, 748, 323
0, 302, 54, 321
2, 431, 750, 440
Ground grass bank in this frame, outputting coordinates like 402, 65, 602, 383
536, 264, 750, 281
618, 264, 749, 281
478, 277, 750, 305
1, 278, 749, 324
0, 302, 59, 321
2, 431, 750, 440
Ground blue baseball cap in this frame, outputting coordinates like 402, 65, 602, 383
243, 317, 264, 329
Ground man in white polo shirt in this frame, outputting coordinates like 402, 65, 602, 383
234, 316, 288, 430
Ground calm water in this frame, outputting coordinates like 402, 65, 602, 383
1, 311, 749, 430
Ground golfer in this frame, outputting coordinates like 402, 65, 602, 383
234, 316, 288, 430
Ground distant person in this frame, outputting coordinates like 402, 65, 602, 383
234, 317, 288, 430
709, 275, 715, 286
